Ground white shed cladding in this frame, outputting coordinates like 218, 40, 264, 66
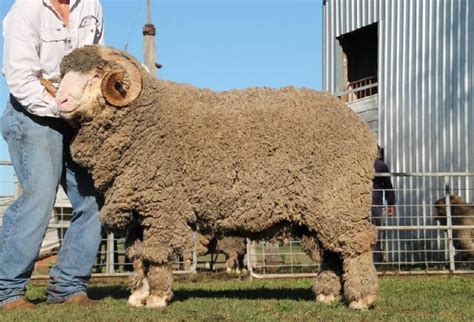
323, 0, 473, 264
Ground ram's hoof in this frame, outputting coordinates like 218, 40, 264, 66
349, 295, 377, 310
316, 294, 340, 304
145, 296, 168, 308
145, 292, 173, 309
127, 278, 150, 307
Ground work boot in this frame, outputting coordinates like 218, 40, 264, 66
1, 298, 36, 311
63, 293, 97, 307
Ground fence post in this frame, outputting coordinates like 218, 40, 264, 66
246, 239, 254, 281
192, 231, 197, 273
107, 232, 115, 274
444, 176, 455, 272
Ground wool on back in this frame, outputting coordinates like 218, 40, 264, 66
72, 76, 376, 240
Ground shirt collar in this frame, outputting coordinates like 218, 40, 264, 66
42, 0, 81, 11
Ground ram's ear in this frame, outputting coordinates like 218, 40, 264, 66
100, 49, 143, 107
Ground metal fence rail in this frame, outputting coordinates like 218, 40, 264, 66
0, 160, 473, 278
335, 76, 378, 102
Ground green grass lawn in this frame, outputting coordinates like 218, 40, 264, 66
1, 275, 473, 321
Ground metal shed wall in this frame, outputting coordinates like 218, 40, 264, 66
324, 0, 473, 189
323, 0, 473, 263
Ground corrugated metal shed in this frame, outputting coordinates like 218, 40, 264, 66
323, 0, 473, 263
324, 0, 473, 175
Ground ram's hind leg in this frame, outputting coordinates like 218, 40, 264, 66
325, 168, 378, 309
342, 250, 378, 309
314, 251, 343, 304
339, 208, 379, 309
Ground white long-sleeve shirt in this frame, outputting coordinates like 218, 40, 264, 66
2, 0, 104, 117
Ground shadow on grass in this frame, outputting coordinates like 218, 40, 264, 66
88, 285, 130, 300
88, 285, 314, 302
174, 287, 314, 302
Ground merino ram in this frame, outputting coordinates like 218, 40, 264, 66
51, 45, 379, 309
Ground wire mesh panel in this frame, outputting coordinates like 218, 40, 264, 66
246, 240, 319, 279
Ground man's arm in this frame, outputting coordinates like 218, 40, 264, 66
374, 159, 396, 210
381, 175, 396, 206
96, 1, 105, 45
2, 8, 59, 117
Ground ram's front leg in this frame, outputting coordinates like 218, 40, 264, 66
128, 256, 150, 307
100, 202, 134, 233
125, 227, 151, 307
140, 213, 191, 308
145, 263, 173, 308
100, 171, 139, 232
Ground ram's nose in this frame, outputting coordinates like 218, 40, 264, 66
56, 96, 69, 110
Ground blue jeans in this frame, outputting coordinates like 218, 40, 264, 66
0, 96, 102, 305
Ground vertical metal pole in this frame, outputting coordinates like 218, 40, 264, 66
444, 176, 455, 272
246, 238, 253, 281
146, 0, 151, 23
396, 202, 401, 271
382, 190, 387, 262
107, 232, 115, 274
289, 241, 294, 274
143, 0, 157, 77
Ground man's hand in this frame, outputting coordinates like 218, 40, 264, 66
387, 206, 394, 216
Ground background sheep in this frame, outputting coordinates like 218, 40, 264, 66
53, 45, 378, 309
434, 195, 474, 260
182, 234, 246, 273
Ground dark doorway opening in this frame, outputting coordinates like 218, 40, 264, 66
337, 23, 378, 101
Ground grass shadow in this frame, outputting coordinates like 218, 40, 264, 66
87, 284, 314, 302
173, 287, 314, 302
88, 285, 130, 300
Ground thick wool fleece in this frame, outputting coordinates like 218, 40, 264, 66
66, 50, 377, 264
60, 46, 105, 74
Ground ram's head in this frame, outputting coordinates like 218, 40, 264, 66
433, 195, 465, 225
53, 45, 143, 121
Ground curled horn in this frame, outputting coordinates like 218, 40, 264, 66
100, 48, 143, 107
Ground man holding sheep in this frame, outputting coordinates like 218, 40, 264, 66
0, 0, 105, 310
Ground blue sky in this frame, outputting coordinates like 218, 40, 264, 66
0, 0, 323, 189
